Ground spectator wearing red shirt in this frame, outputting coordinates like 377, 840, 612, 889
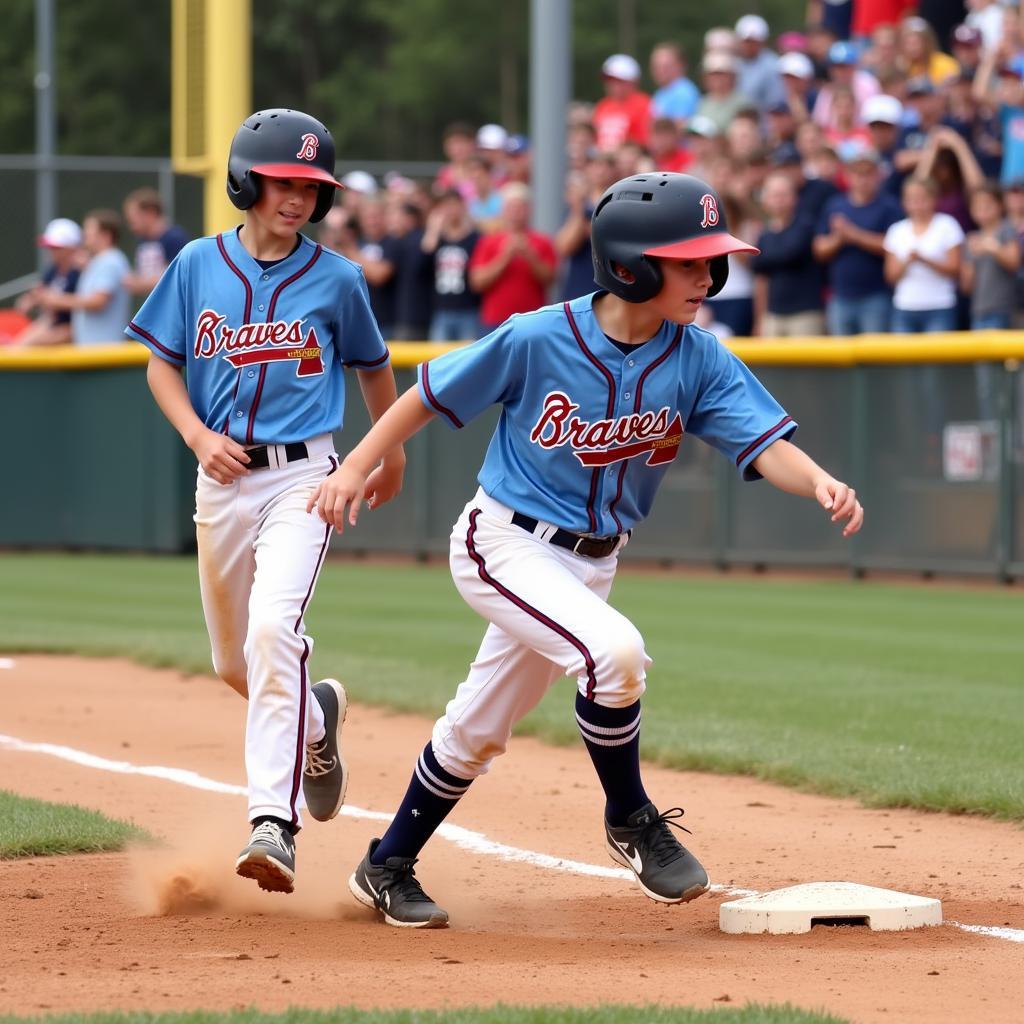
468, 183, 558, 330
649, 117, 694, 172
852, 0, 918, 39
592, 54, 652, 151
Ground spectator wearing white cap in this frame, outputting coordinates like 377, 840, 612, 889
861, 94, 907, 196
592, 54, 652, 151
38, 209, 130, 346
649, 42, 700, 127
734, 14, 786, 111
476, 123, 511, 182
778, 51, 819, 124
695, 51, 755, 133
704, 27, 737, 54
14, 218, 82, 347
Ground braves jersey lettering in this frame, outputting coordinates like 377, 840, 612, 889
417, 292, 796, 535
126, 229, 388, 445
530, 391, 682, 467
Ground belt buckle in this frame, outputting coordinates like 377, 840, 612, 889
572, 535, 589, 556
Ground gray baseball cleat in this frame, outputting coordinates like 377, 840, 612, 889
235, 819, 296, 893
349, 838, 449, 928
605, 802, 709, 904
303, 679, 349, 822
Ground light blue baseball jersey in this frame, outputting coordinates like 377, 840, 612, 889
418, 292, 796, 536
125, 229, 389, 445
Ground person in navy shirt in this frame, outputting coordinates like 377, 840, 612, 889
814, 143, 904, 334
309, 173, 863, 929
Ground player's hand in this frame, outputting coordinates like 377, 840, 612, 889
363, 450, 406, 511
814, 477, 864, 538
191, 428, 250, 485
306, 460, 367, 532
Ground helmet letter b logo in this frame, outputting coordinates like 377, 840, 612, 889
699, 193, 719, 229
297, 133, 319, 161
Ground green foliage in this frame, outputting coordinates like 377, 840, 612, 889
0, 0, 806, 159
0, 790, 150, 858
1, 554, 1022, 821
0, 1002, 850, 1024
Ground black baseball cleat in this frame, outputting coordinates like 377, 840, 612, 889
349, 838, 449, 928
605, 802, 709, 904
235, 819, 296, 893
303, 679, 349, 821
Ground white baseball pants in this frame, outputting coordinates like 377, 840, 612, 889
432, 488, 651, 779
193, 433, 337, 828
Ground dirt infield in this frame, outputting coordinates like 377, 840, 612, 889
1, 655, 1021, 1022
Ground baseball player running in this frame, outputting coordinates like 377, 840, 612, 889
127, 109, 405, 893
309, 173, 864, 927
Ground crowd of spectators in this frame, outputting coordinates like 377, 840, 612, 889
10, 3, 1024, 345
11, 188, 188, 347
317, 2, 1024, 340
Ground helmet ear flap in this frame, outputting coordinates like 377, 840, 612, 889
227, 165, 260, 211
706, 255, 730, 297
309, 183, 335, 223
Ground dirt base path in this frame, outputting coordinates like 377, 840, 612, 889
0, 656, 1021, 1022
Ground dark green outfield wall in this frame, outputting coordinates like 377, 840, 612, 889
2, 361, 1022, 578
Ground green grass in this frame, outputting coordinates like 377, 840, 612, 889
0, 790, 149, 858
1, 553, 1022, 821
0, 1005, 850, 1024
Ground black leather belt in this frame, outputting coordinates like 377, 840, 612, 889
510, 511, 625, 559
244, 441, 309, 470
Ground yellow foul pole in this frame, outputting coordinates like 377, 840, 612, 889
172, 0, 252, 236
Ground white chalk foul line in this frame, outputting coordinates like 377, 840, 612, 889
1, 732, 1021, 942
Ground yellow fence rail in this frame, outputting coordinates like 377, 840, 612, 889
3, 332, 1024, 373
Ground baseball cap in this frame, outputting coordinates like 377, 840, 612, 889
770, 141, 801, 166
602, 53, 641, 82
704, 27, 737, 53
476, 123, 509, 150
861, 93, 904, 125
952, 24, 983, 48
779, 51, 815, 80
735, 14, 769, 42
906, 76, 935, 97
828, 41, 859, 66
340, 169, 378, 195
505, 133, 530, 156
839, 140, 881, 166
703, 51, 738, 75
686, 114, 721, 138
778, 31, 808, 54
38, 217, 82, 248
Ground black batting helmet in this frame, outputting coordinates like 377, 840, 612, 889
591, 172, 758, 302
226, 109, 343, 223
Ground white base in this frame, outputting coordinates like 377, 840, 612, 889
719, 881, 942, 935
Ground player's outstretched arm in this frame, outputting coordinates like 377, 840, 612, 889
145, 353, 251, 485
307, 385, 435, 533
751, 438, 864, 537
354, 365, 407, 512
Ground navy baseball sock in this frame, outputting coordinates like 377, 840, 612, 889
575, 692, 650, 827
371, 743, 474, 864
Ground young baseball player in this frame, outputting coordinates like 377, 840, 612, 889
127, 109, 405, 894
309, 172, 864, 928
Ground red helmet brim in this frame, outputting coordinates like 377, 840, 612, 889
250, 163, 344, 188
644, 232, 759, 259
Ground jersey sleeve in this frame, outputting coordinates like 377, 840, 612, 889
124, 247, 188, 365
417, 319, 521, 430
337, 270, 390, 369
686, 341, 797, 480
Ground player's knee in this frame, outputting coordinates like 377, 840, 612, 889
243, 614, 292, 668
596, 626, 648, 704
